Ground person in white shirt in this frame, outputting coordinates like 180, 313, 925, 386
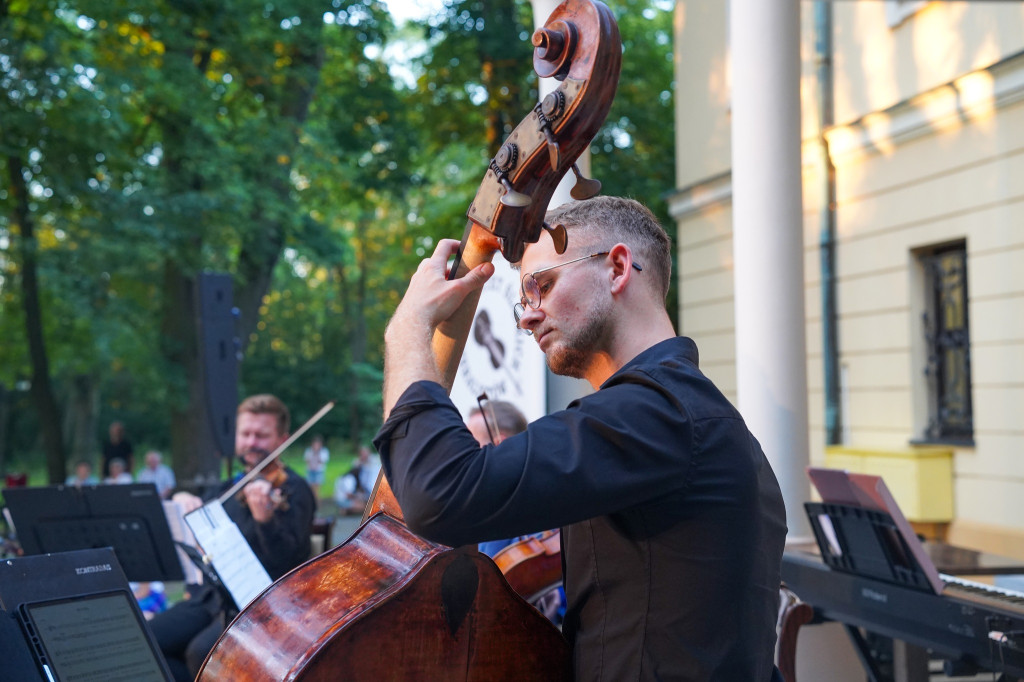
333, 446, 380, 515
104, 457, 133, 484
302, 434, 330, 500
136, 450, 177, 498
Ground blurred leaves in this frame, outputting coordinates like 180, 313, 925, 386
0, 0, 675, 471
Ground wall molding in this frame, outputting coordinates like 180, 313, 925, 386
666, 170, 732, 221
825, 50, 1024, 163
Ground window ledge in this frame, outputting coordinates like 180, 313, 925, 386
909, 437, 975, 448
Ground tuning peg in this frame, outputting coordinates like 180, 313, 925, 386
542, 222, 568, 254
569, 163, 601, 201
498, 176, 532, 207
542, 126, 561, 171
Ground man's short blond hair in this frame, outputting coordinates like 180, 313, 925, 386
238, 394, 290, 436
543, 196, 672, 300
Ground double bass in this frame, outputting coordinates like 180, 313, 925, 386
199, 2, 620, 679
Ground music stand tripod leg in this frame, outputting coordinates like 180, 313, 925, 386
843, 624, 885, 682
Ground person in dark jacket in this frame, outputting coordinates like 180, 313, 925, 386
375, 196, 788, 681
149, 393, 314, 682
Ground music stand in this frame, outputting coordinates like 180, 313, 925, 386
2, 483, 184, 582
0, 547, 173, 682
805, 467, 944, 595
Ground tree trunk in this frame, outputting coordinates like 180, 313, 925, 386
62, 374, 99, 469
0, 383, 10, 475
235, 15, 323, 355
7, 154, 66, 483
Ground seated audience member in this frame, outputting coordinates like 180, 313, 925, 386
132, 580, 168, 620
136, 449, 177, 498
65, 460, 98, 487
333, 445, 381, 515
104, 457, 134, 484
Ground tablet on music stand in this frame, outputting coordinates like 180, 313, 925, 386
20, 590, 170, 682
806, 467, 944, 595
0, 547, 173, 682
2, 483, 185, 582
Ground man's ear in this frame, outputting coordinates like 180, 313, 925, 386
608, 243, 635, 295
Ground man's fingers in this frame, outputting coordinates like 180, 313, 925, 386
466, 261, 495, 284
447, 261, 494, 296
433, 239, 462, 262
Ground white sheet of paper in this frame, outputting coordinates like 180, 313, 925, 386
162, 501, 204, 585
184, 500, 272, 610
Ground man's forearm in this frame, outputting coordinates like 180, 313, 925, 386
382, 314, 442, 419
380, 238, 494, 419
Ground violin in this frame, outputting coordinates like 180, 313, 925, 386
493, 530, 563, 602
235, 451, 290, 515
199, 3, 621, 679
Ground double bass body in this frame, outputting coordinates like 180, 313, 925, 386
199, 515, 569, 680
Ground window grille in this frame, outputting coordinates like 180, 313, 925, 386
921, 244, 973, 442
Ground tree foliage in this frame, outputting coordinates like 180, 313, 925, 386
0, 0, 675, 482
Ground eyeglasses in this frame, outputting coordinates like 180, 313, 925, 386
513, 251, 643, 333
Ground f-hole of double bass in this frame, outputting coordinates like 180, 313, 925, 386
441, 552, 480, 636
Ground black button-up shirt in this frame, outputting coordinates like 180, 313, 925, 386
375, 336, 787, 681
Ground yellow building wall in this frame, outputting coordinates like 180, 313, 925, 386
673, 1, 1024, 551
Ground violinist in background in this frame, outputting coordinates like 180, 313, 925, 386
375, 196, 787, 681
465, 398, 530, 557
149, 393, 315, 682
468, 398, 565, 626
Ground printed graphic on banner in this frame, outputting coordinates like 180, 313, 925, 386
451, 256, 546, 422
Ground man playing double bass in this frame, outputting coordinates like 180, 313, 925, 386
374, 196, 788, 680
150, 394, 315, 682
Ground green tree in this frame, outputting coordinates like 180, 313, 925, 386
1, 0, 396, 482
590, 0, 677, 322
1, 0, 149, 480
0, 0, 676, 483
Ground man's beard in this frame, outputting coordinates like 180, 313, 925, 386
237, 447, 270, 470
544, 296, 613, 378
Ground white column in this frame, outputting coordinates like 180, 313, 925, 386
730, 0, 811, 539
531, 0, 594, 411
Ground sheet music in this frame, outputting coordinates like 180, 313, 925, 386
23, 592, 167, 682
162, 501, 204, 586
184, 501, 271, 610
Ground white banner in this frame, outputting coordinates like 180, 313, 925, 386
450, 255, 547, 423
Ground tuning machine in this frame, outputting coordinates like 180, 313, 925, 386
492, 143, 531, 208
569, 164, 601, 201
542, 222, 568, 254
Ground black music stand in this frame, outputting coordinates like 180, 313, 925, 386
805, 466, 944, 594
0, 547, 173, 681
805, 501, 937, 593
2, 483, 184, 582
